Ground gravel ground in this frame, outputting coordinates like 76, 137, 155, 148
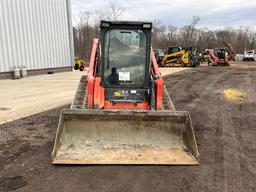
0, 63, 256, 192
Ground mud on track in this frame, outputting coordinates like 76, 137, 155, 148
0, 67, 256, 192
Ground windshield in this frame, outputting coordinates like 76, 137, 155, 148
168, 47, 180, 54
103, 29, 147, 86
214, 49, 225, 55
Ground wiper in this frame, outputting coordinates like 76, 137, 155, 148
121, 31, 131, 34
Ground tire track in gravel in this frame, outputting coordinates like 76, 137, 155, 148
226, 68, 256, 192
210, 67, 256, 192
165, 68, 242, 192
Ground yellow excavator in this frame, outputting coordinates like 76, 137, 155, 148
51, 21, 199, 165
161, 46, 200, 67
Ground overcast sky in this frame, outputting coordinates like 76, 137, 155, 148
71, 0, 256, 29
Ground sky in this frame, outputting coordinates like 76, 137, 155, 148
71, 0, 256, 29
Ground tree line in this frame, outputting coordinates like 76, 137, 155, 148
152, 16, 256, 54
73, 3, 256, 61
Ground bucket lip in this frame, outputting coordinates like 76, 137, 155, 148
52, 159, 199, 165
61, 108, 190, 117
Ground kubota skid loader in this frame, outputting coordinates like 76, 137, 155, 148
207, 48, 230, 66
51, 21, 199, 165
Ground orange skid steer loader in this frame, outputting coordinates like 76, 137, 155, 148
51, 21, 199, 165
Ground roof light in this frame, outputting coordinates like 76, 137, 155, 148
143, 24, 151, 28
102, 22, 110, 27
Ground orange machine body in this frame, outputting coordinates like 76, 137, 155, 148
208, 48, 229, 66
86, 38, 164, 111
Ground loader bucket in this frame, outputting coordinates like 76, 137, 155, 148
51, 109, 199, 165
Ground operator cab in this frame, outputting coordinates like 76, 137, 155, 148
167, 46, 182, 54
99, 21, 152, 104
214, 48, 227, 59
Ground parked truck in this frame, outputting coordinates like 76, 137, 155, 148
243, 50, 255, 61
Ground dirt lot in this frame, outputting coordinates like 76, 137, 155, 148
0, 64, 256, 192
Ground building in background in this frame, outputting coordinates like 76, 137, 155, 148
0, 0, 74, 79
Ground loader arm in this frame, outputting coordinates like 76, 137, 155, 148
151, 48, 164, 110
87, 38, 99, 108
208, 50, 219, 64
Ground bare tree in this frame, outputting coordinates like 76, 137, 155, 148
192, 15, 200, 27
78, 11, 91, 29
179, 15, 201, 47
108, 1, 125, 21
73, 2, 125, 61
74, 11, 96, 60
93, 8, 109, 26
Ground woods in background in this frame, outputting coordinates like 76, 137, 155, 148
152, 16, 256, 55
73, 2, 256, 61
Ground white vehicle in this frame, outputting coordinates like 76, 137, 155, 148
243, 50, 255, 61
